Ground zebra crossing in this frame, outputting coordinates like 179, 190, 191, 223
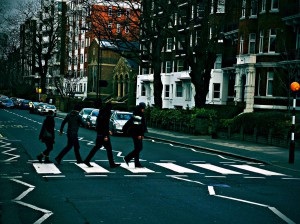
32, 161, 287, 178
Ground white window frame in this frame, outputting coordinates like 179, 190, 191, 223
259, 30, 264, 53
213, 83, 221, 99
166, 61, 172, 73
271, 0, 279, 10
165, 84, 170, 98
239, 35, 244, 54
177, 59, 184, 72
166, 38, 173, 51
250, 0, 257, 17
261, 0, 266, 12
108, 7, 112, 16
268, 29, 276, 53
176, 82, 183, 97
241, 0, 246, 18
266, 72, 274, 96
248, 33, 256, 54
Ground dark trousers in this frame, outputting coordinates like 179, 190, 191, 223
85, 135, 115, 165
56, 133, 82, 162
43, 140, 54, 156
125, 137, 143, 165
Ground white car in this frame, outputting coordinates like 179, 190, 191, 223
79, 108, 95, 124
86, 109, 99, 128
109, 111, 133, 135
38, 104, 57, 116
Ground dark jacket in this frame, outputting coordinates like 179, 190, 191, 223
95, 104, 111, 136
130, 106, 147, 137
60, 110, 85, 135
39, 114, 55, 143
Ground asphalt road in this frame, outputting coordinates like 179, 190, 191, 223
0, 108, 299, 224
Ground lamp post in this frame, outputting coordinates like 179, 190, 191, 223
96, 32, 102, 100
289, 81, 299, 164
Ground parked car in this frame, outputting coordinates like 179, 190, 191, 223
29, 102, 42, 114
20, 99, 32, 110
86, 109, 99, 128
37, 103, 57, 116
109, 111, 133, 135
79, 108, 95, 125
0, 98, 15, 109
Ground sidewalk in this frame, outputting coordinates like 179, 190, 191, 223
57, 111, 300, 172
146, 128, 300, 173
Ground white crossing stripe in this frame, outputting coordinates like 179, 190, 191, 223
154, 163, 198, 173
75, 162, 110, 173
193, 164, 242, 175
32, 163, 61, 174
230, 165, 286, 176
120, 163, 155, 173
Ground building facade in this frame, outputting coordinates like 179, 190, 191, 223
137, 0, 300, 112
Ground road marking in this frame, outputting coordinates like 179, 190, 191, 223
230, 165, 286, 176
120, 163, 156, 173
75, 162, 110, 173
193, 163, 242, 175
32, 163, 61, 174
154, 162, 198, 173
208, 186, 296, 224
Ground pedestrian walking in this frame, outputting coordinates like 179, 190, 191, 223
84, 102, 120, 168
123, 102, 147, 168
37, 110, 55, 163
55, 105, 85, 164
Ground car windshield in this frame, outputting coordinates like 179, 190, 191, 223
46, 105, 56, 109
92, 110, 99, 116
116, 113, 132, 120
84, 109, 94, 115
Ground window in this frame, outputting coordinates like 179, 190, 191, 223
141, 84, 146, 96
239, 35, 244, 54
117, 9, 122, 17
166, 38, 173, 51
108, 7, 112, 16
271, 0, 279, 10
125, 26, 129, 33
80, 54, 83, 63
217, 0, 225, 13
176, 82, 183, 97
166, 61, 172, 73
259, 30, 264, 53
126, 9, 130, 17
250, 0, 257, 16
214, 54, 222, 69
177, 59, 184, 72
268, 29, 276, 52
213, 83, 221, 99
165, 85, 170, 97
248, 33, 256, 54
261, 0, 266, 12
266, 72, 274, 96
117, 24, 121, 33
241, 0, 246, 18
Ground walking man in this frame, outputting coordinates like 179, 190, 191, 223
55, 105, 85, 164
37, 110, 55, 163
84, 102, 120, 168
123, 102, 147, 168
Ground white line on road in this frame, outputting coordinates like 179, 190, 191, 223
193, 163, 242, 175
75, 162, 110, 173
230, 165, 286, 176
120, 163, 156, 173
33, 163, 61, 174
208, 186, 295, 224
154, 162, 199, 173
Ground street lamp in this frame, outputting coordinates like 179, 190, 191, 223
289, 81, 299, 164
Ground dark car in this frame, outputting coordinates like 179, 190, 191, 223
109, 111, 133, 135
20, 100, 32, 110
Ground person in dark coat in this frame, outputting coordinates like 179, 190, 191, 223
37, 110, 55, 163
123, 102, 147, 168
84, 102, 120, 168
55, 105, 85, 164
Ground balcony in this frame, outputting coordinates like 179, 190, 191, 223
236, 54, 256, 65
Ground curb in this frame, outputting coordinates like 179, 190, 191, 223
145, 136, 269, 165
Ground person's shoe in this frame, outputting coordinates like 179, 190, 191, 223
37, 154, 43, 163
76, 159, 83, 164
110, 163, 121, 168
84, 160, 93, 167
55, 157, 61, 165
123, 157, 129, 166
135, 163, 143, 168
44, 157, 51, 163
